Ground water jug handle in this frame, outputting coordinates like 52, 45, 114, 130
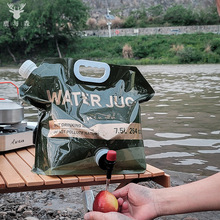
73, 59, 110, 83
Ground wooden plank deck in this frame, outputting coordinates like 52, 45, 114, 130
0, 146, 170, 194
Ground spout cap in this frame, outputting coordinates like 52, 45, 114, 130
19, 60, 37, 78
95, 148, 109, 166
106, 150, 117, 162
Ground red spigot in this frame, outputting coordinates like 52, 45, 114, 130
106, 150, 117, 162
106, 150, 117, 180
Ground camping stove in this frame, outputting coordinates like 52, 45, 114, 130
0, 82, 35, 152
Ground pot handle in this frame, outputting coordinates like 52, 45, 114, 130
73, 59, 110, 83
0, 81, 19, 100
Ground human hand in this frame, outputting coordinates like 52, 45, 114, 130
112, 183, 158, 220
85, 173, 220, 219
84, 183, 158, 220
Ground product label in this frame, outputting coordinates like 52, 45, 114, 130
48, 119, 142, 140
47, 90, 135, 108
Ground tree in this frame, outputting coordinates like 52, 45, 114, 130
147, 5, 163, 17
25, 0, 88, 57
164, 4, 195, 26
0, 0, 22, 62
0, 0, 88, 61
196, 6, 219, 25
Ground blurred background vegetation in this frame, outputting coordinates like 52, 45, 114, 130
0, 0, 220, 66
67, 33, 220, 65
86, 4, 219, 29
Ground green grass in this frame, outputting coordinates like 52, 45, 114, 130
66, 33, 220, 65
1, 33, 220, 66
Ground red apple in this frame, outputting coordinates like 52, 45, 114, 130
93, 190, 119, 212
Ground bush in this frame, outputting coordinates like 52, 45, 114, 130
170, 44, 184, 54
202, 52, 220, 63
111, 16, 124, 28
147, 5, 163, 17
122, 44, 133, 58
97, 19, 107, 29
86, 18, 97, 29
119, 4, 219, 29
123, 15, 136, 28
164, 5, 196, 26
123, 7, 148, 28
177, 46, 202, 63
196, 7, 219, 25
133, 44, 149, 59
210, 38, 220, 55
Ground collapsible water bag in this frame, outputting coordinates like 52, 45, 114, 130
19, 58, 154, 175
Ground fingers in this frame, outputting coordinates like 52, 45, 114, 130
118, 197, 124, 206
84, 211, 106, 220
84, 211, 131, 220
113, 183, 133, 198
117, 198, 129, 213
121, 201, 129, 212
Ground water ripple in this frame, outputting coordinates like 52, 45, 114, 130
155, 133, 191, 138
146, 151, 193, 159
144, 138, 220, 148
174, 159, 207, 165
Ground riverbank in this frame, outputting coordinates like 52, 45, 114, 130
0, 170, 220, 220
2, 63, 220, 75
1, 33, 220, 66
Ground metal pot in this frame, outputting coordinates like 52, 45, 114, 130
0, 99, 24, 125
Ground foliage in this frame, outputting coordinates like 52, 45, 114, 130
63, 33, 220, 65
170, 44, 184, 54
122, 44, 133, 58
123, 7, 148, 28
0, 0, 88, 61
210, 38, 220, 55
0, 0, 220, 66
86, 18, 97, 29
97, 19, 107, 29
123, 15, 136, 28
196, 7, 219, 25
164, 5, 196, 26
111, 16, 124, 29
1, 1, 220, 64
147, 5, 163, 17
121, 4, 219, 28
176, 46, 202, 63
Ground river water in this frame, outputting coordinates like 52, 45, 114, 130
0, 64, 219, 177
